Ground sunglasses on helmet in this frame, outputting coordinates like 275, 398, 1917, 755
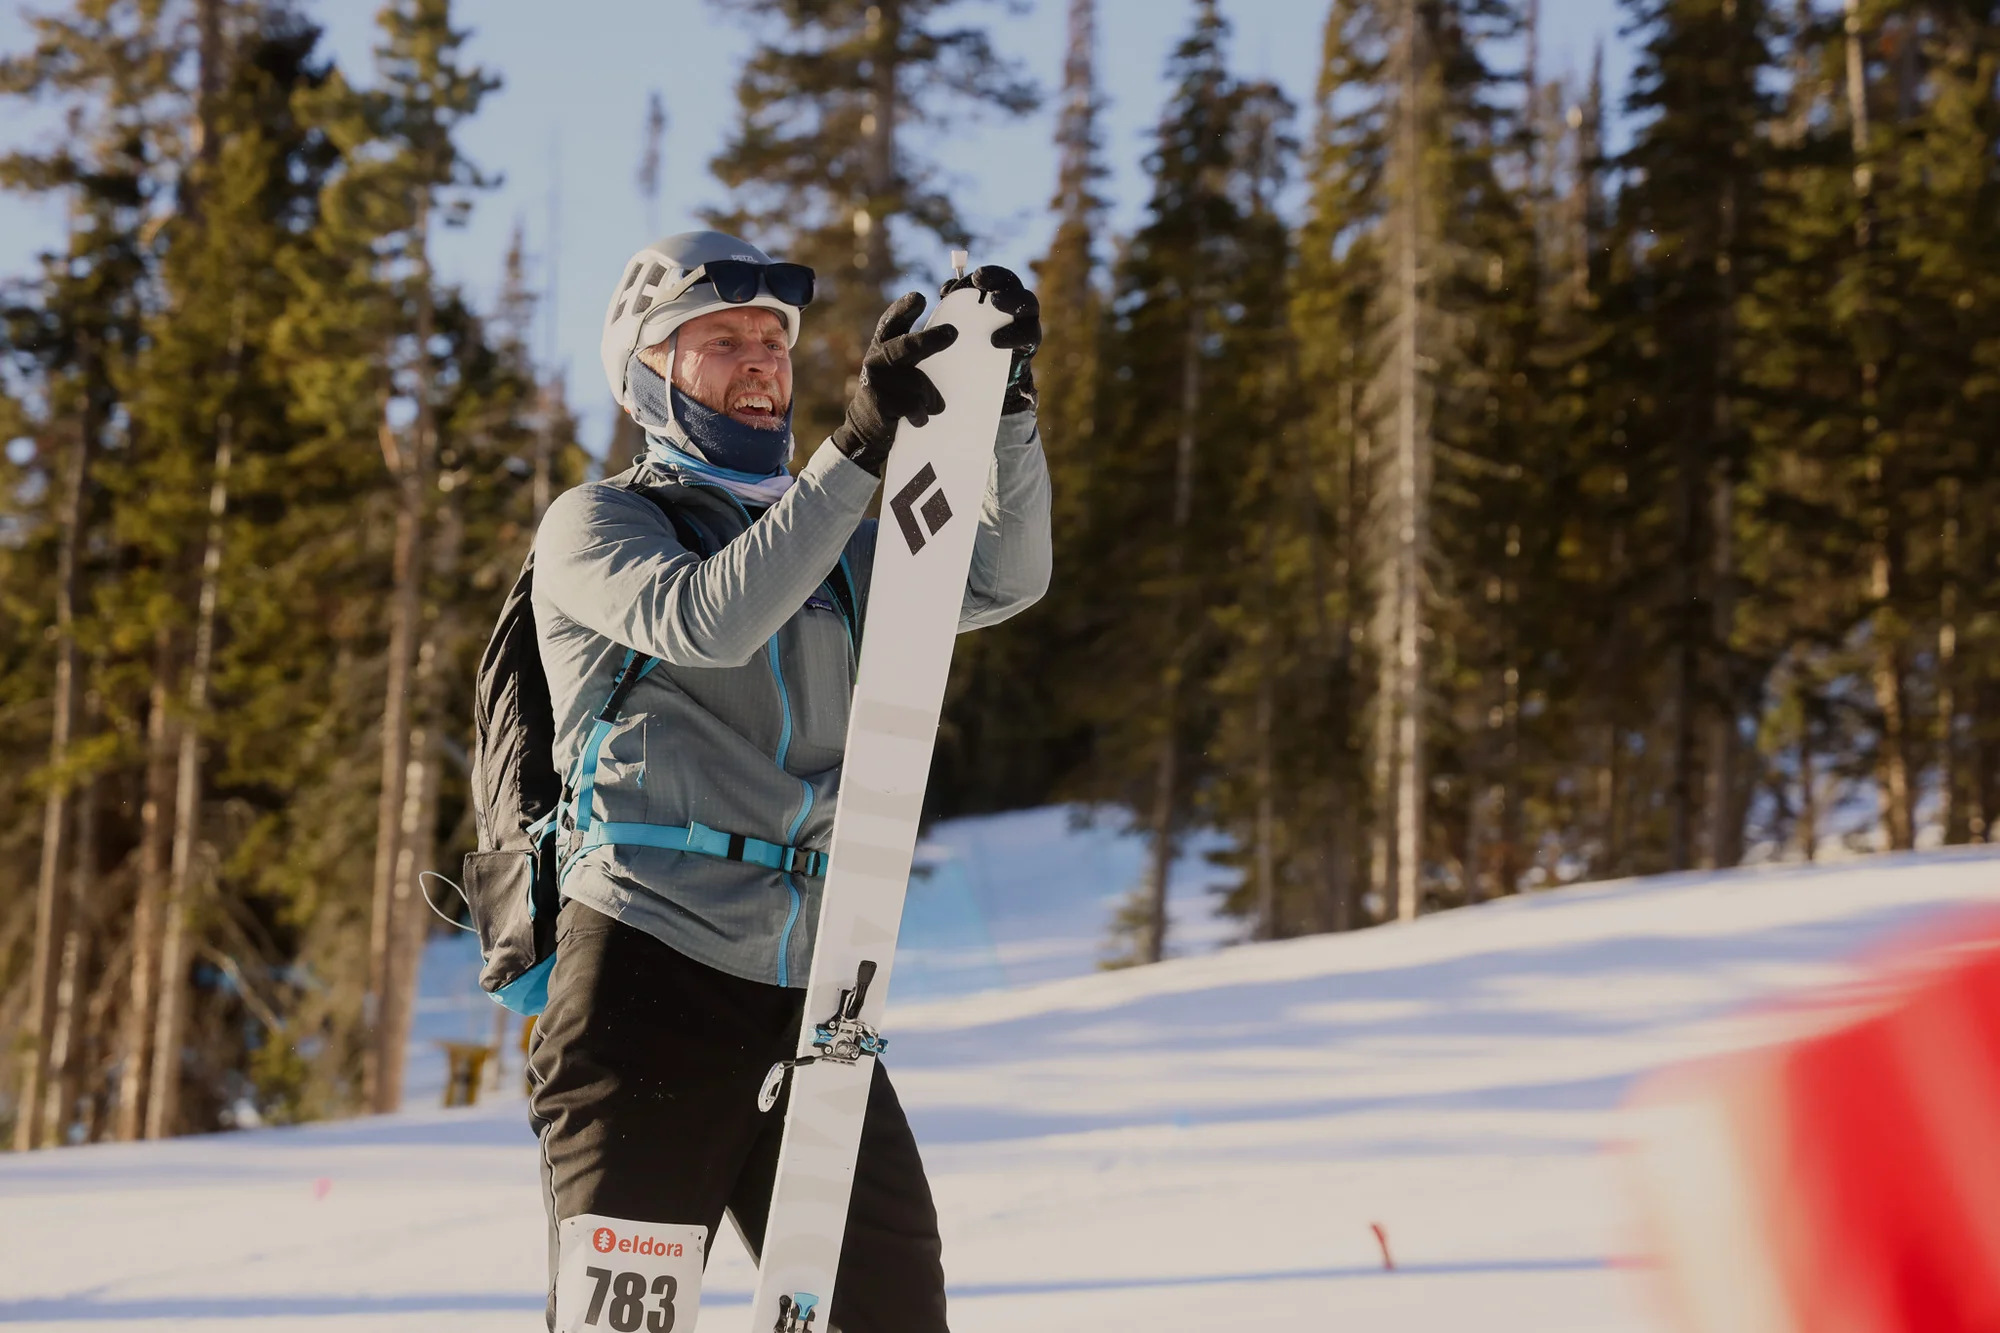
662, 260, 817, 311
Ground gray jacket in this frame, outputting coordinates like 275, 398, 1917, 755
533, 413, 1051, 987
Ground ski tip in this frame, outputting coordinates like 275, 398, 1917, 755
949, 249, 969, 279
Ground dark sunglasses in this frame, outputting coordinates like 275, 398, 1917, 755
665, 260, 817, 310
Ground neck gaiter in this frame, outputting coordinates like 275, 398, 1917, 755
626, 353, 792, 476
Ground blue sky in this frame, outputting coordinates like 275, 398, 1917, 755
1, 0, 1625, 450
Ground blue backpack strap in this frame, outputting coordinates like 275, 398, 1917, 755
559, 479, 829, 885
560, 481, 706, 862
575, 818, 827, 877
628, 480, 717, 560
565, 648, 662, 856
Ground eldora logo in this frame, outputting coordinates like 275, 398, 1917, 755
584, 1224, 688, 1260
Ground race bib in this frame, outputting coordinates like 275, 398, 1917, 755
555, 1214, 706, 1333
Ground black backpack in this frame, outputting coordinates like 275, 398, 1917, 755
461, 479, 710, 1014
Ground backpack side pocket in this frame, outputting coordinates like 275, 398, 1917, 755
463, 847, 546, 1011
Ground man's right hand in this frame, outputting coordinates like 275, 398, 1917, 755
829, 292, 960, 478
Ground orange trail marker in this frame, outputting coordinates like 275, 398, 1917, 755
1370, 1221, 1395, 1271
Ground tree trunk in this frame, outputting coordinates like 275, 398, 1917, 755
1939, 479, 1962, 842
1870, 557, 1915, 850
363, 461, 420, 1108
1499, 528, 1522, 895
43, 760, 98, 1146
1252, 473, 1280, 940
1841, 0, 1913, 853
489, 1001, 512, 1093
78, 931, 128, 1143
1323, 368, 1363, 932
379, 482, 462, 1112
1365, 413, 1394, 915
1390, 0, 1428, 922
17, 399, 94, 1153
1141, 300, 1204, 965
1604, 722, 1623, 874
127, 15, 223, 1134
1141, 740, 1179, 965
147, 391, 235, 1140
1968, 495, 1991, 844
1328, 803, 1357, 932
859, 0, 901, 291
1799, 686, 1819, 861
1668, 440, 1701, 871
155, 31, 235, 1113
382, 711, 441, 1113
1843, 0, 1871, 206
1305, 349, 1364, 921
1370, 646, 1396, 914
1703, 472, 1739, 868
1393, 585, 1424, 922
1251, 522, 1277, 941
193, 0, 223, 174
533, 380, 557, 522
1704, 165, 1741, 869
1975, 679, 1997, 844
365, 209, 435, 1113
118, 634, 178, 1141
1463, 768, 1486, 902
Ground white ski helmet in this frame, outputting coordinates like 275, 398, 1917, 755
599, 230, 811, 417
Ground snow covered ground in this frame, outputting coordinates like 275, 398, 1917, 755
6, 835, 2000, 1332
401, 804, 1242, 1107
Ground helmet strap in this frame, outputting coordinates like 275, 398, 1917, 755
664, 331, 682, 432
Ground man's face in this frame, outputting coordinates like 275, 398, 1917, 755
638, 306, 793, 430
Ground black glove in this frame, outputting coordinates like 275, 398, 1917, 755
830, 292, 960, 478
941, 265, 1041, 416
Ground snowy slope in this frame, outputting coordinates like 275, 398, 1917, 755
399, 802, 1235, 1105
895, 804, 1237, 999
5, 845, 2000, 1332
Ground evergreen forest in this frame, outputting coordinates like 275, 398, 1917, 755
3, 0, 1997, 1146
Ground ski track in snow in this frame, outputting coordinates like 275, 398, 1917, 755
5, 833, 2000, 1332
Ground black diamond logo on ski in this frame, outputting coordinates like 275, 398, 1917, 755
890, 462, 953, 555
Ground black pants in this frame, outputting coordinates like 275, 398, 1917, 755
528, 901, 948, 1333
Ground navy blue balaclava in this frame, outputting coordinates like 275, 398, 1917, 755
626, 352, 792, 476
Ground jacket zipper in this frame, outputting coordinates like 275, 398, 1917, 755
699, 482, 815, 986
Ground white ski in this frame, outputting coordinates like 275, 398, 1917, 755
746, 259, 1013, 1333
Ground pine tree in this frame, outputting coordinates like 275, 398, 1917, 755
1529, 55, 1642, 880
295, 0, 496, 1114
1036, 0, 1107, 507
1198, 77, 1298, 939
1, 0, 175, 1150
1260, 0, 1528, 929
705, 0, 1037, 449
1279, 0, 1392, 930
1906, 0, 2000, 842
606, 92, 668, 477
1074, 1, 1294, 963
126, 0, 265, 1141
1379, 0, 1431, 921
125, 3, 346, 1140
1614, 0, 1774, 869
638, 89, 666, 240
931, 0, 1105, 818
1736, 0, 2000, 856
0, 0, 582, 1145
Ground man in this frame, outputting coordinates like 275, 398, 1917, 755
528, 229, 1050, 1332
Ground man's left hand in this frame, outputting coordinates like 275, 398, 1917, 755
941, 265, 1040, 416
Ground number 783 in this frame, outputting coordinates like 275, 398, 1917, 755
582, 1267, 679, 1333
